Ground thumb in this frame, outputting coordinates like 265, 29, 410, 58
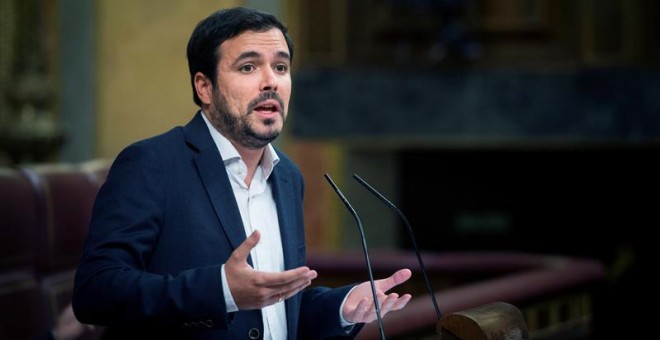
231, 230, 260, 262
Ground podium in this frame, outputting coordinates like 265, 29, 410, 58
438, 302, 528, 340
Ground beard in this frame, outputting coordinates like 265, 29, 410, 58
208, 89, 286, 149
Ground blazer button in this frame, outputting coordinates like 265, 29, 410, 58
248, 328, 260, 339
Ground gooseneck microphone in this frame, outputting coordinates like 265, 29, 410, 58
324, 173, 386, 340
353, 173, 442, 321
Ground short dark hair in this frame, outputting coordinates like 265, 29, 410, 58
186, 7, 294, 107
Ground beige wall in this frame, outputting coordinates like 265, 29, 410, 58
94, 1, 348, 250
95, 0, 242, 158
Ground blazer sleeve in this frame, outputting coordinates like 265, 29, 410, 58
72, 142, 230, 329
298, 285, 364, 339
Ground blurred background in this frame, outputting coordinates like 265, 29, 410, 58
1, 0, 658, 338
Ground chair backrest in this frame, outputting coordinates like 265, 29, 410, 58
0, 270, 49, 339
0, 168, 40, 271
0, 160, 111, 340
21, 164, 102, 274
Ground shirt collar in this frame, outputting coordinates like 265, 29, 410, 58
201, 110, 280, 178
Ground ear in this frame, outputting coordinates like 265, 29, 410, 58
194, 72, 213, 105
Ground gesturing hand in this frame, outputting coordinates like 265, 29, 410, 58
225, 230, 318, 310
342, 269, 412, 323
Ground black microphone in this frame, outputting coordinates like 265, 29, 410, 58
323, 173, 386, 340
352, 173, 442, 321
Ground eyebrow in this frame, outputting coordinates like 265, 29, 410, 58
232, 50, 291, 67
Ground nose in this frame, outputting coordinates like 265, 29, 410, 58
260, 68, 278, 92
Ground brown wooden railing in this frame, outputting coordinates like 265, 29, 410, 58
307, 251, 605, 339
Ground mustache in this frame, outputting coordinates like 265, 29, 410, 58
247, 91, 285, 114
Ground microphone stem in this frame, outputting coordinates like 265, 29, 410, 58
353, 174, 442, 320
324, 174, 386, 340
400, 214, 442, 320
353, 211, 386, 340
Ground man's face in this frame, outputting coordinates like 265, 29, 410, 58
207, 28, 291, 149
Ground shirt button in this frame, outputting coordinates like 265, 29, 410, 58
248, 328, 261, 339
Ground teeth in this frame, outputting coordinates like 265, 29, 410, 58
256, 104, 276, 111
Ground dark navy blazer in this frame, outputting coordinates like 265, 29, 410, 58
73, 112, 360, 339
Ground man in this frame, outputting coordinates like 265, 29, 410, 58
73, 7, 412, 339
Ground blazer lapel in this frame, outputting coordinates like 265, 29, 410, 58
184, 112, 247, 253
187, 112, 302, 338
270, 166, 303, 339
270, 168, 299, 271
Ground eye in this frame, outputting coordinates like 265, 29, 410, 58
275, 64, 288, 73
239, 64, 255, 73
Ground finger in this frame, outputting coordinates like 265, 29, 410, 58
389, 294, 412, 311
280, 278, 312, 300
376, 268, 412, 292
267, 272, 313, 303
351, 298, 372, 323
379, 294, 411, 317
378, 293, 399, 313
231, 230, 261, 262
370, 293, 391, 319
259, 267, 317, 288
366, 295, 389, 323
379, 293, 413, 318
271, 291, 283, 304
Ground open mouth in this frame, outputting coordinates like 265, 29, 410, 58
254, 99, 281, 115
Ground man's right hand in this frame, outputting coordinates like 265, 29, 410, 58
225, 230, 317, 310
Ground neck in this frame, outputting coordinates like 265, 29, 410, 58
232, 142, 265, 187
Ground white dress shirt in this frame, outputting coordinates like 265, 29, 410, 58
202, 113, 286, 340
